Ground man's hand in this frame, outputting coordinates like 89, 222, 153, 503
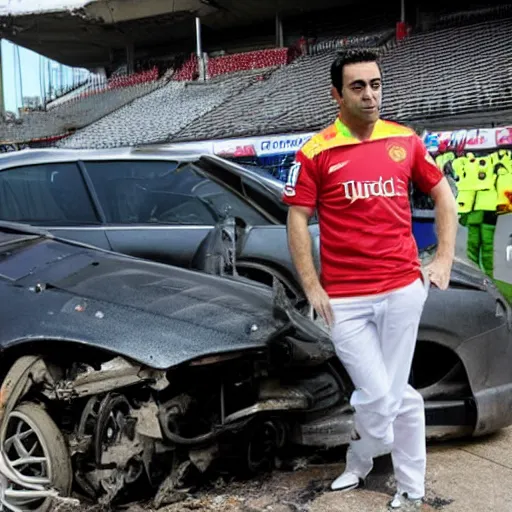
305, 284, 335, 326
426, 177, 458, 291
425, 256, 452, 290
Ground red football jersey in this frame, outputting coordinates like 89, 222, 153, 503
283, 118, 444, 298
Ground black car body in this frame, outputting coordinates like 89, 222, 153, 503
0, 148, 512, 443
0, 221, 357, 510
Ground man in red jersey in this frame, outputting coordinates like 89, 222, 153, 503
283, 48, 458, 511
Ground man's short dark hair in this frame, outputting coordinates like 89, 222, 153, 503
330, 48, 383, 95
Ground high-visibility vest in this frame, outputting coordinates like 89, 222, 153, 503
450, 155, 489, 191
472, 155, 496, 192
457, 190, 476, 214
490, 149, 512, 167
474, 188, 498, 211
451, 157, 472, 191
435, 151, 455, 171
447, 158, 475, 213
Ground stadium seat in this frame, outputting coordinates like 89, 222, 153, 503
174, 15, 512, 140
0, 70, 161, 143
379, 18, 512, 121
57, 72, 262, 149
172, 54, 199, 81
207, 49, 290, 78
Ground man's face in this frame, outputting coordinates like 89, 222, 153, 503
336, 61, 382, 123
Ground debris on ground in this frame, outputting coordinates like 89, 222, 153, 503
53, 451, 452, 512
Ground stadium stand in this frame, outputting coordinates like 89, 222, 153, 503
207, 48, 292, 78
57, 70, 268, 149
174, 51, 337, 142
172, 48, 296, 81
172, 55, 200, 81
105, 67, 159, 89
3, 5, 512, 148
379, 17, 512, 123
309, 30, 393, 55
433, 4, 512, 29
172, 12, 512, 141
303, 10, 396, 55
1, 78, 162, 144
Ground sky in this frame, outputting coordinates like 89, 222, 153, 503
0, 1, 91, 114
1, 39, 90, 113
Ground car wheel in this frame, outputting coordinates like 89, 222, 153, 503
1, 402, 72, 512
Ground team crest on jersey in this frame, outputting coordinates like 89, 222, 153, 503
388, 144, 407, 162
284, 161, 302, 196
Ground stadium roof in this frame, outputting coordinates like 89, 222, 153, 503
0, 0, 358, 69
0, 0, 90, 16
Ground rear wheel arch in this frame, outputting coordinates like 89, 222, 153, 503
413, 330, 472, 397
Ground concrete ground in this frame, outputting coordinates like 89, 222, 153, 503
309, 426, 512, 512
128, 426, 512, 512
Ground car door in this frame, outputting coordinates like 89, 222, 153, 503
81, 159, 218, 268
81, 158, 276, 269
494, 213, 512, 303
0, 162, 112, 249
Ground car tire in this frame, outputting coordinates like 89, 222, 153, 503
2, 402, 73, 512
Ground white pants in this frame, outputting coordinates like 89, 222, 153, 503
330, 277, 428, 499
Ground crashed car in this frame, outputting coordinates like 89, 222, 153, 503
0, 146, 439, 292
0, 148, 511, 442
0, 218, 512, 511
0, 221, 356, 510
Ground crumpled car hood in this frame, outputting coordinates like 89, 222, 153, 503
51, 254, 280, 332
4, 238, 293, 370
49, 254, 287, 358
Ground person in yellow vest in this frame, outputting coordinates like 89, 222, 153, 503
458, 152, 500, 277
446, 153, 476, 214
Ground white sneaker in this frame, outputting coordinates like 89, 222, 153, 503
330, 470, 364, 492
330, 444, 373, 492
387, 492, 423, 510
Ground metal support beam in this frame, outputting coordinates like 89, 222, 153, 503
275, 13, 284, 47
401, 0, 405, 22
0, 40, 4, 115
195, 17, 206, 81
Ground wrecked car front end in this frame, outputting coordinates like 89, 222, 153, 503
0, 229, 353, 510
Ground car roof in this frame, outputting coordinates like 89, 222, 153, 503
0, 146, 289, 222
0, 146, 204, 170
0, 145, 285, 190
